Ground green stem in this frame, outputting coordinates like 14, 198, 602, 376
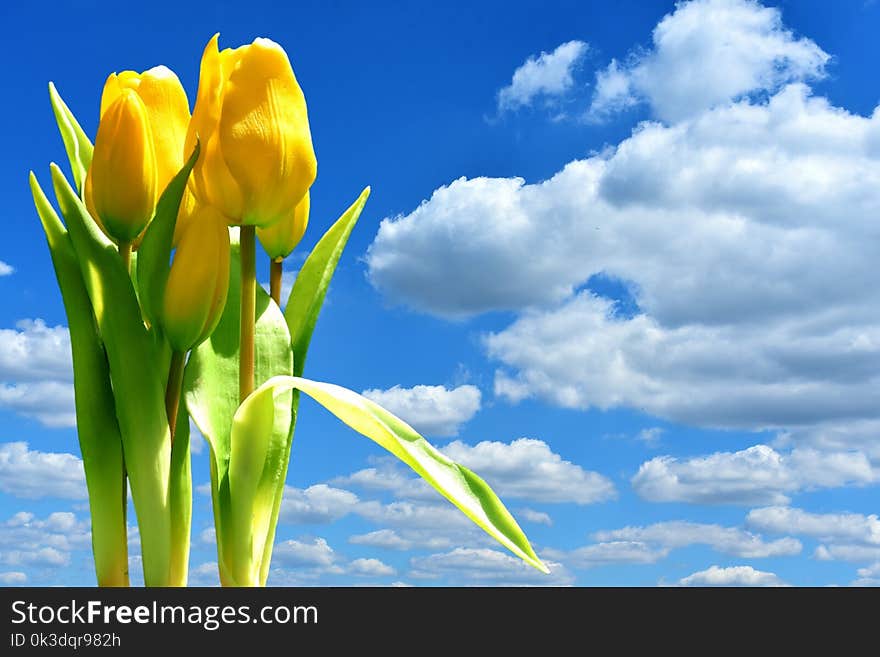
240, 226, 256, 403
270, 257, 283, 306
165, 350, 186, 445
119, 240, 132, 274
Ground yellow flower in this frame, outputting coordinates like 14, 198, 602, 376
161, 205, 230, 352
187, 34, 316, 228
85, 66, 190, 244
257, 191, 309, 260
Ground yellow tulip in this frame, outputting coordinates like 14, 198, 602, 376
187, 34, 316, 228
85, 66, 190, 244
257, 191, 309, 260
162, 206, 230, 353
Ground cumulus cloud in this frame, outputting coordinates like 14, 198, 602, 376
589, 0, 829, 121
676, 564, 789, 587
280, 484, 361, 524
273, 537, 339, 569
361, 384, 481, 436
594, 521, 801, 558
497, 40, 588, 112
632, 445, 877, 505
367, 39, 880, 440
411, 547, 573, 586
814, 544, 880, 564
0, 571, 26, 584
518, 508, 553, 526
0, 511, 91, 569
0, 320, 75, 427
0, 261, 13, 276
546, 541, 669, 569
442, 438, 615, 504
348, 558, 396, 577
746, 507, 880, 545
0, 442, 86, 500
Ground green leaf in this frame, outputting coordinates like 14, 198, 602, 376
184, 229, 293, 584
185, 230, 294, 478
285, 187, 370, 376
224, 381, 292, 585
137, 141, 200, 327
49, 164, 173, 586
29, 171, 128, 586
256, 375, 548, 574
168, 402, 191, 587
48, 83, 93, 196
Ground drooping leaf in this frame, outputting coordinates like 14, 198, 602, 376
285, 187, 370, 376
137, 141, 200, 327
48, 83, 93, 196
255, 375, 548, 574
49, 164, 173, 586
30, 172, 128, 586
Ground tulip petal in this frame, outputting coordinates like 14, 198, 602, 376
219, 38, 317, 226
187, 34, 243, 221
134, 66, 191, 192
256, 190, 310, 260
89, 89, 157, 242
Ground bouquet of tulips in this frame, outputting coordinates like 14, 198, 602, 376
29, 34, 546, 586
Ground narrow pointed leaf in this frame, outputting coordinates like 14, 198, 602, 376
48, 83, 93, 195
50, 164, 173, 586
254, 375, 548, 573
285, 187, 370, 376
137, 141, 200, 327
29, 172, 128, 586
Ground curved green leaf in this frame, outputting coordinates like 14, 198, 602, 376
285, 187, 369, 376
255, 375, 548, 574
30, 172, 128, 586
137, 141, 200, 327
48, 83, 93, 196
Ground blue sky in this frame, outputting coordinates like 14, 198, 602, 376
2, 0, 880, 587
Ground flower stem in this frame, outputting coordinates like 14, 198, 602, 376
270, 257, 283, 306
165, 350, 186, 445
240, 226, 256, 403
119, 240, 132, 275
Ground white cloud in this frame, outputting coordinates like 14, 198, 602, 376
411, 547, 573, 586
332, 464, 435, 500
589, 0, 829, 121
273, 537, 339, 568
0, 320, 75, 427
814, 544, 880, 563
632, 445, 876, 506
349, 529, 414, 550
368, 53, 880, 439
518, 508, 553, 526
636, 427, 664, 446
0, 571, 26, 584
676, 565, 789, 587
546, 541, 669, 569
442, 438, 615, 504
0, 511, 91, 569
594, 521, 801, 558
498, 40, 588, 112
0, 442, 86, 500
189, 561, 220, 586
857, 563, 880, 578
747, 507, 880, 545
361, 384, 481, 437
0, 261, 13, 276
280, 484, 361, 524
348, 558, 396, 577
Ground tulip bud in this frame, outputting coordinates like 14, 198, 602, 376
257, 191, 309, 260
161, 206, 230, 352
85, 66, 190, 244
187, 34, 316, 228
